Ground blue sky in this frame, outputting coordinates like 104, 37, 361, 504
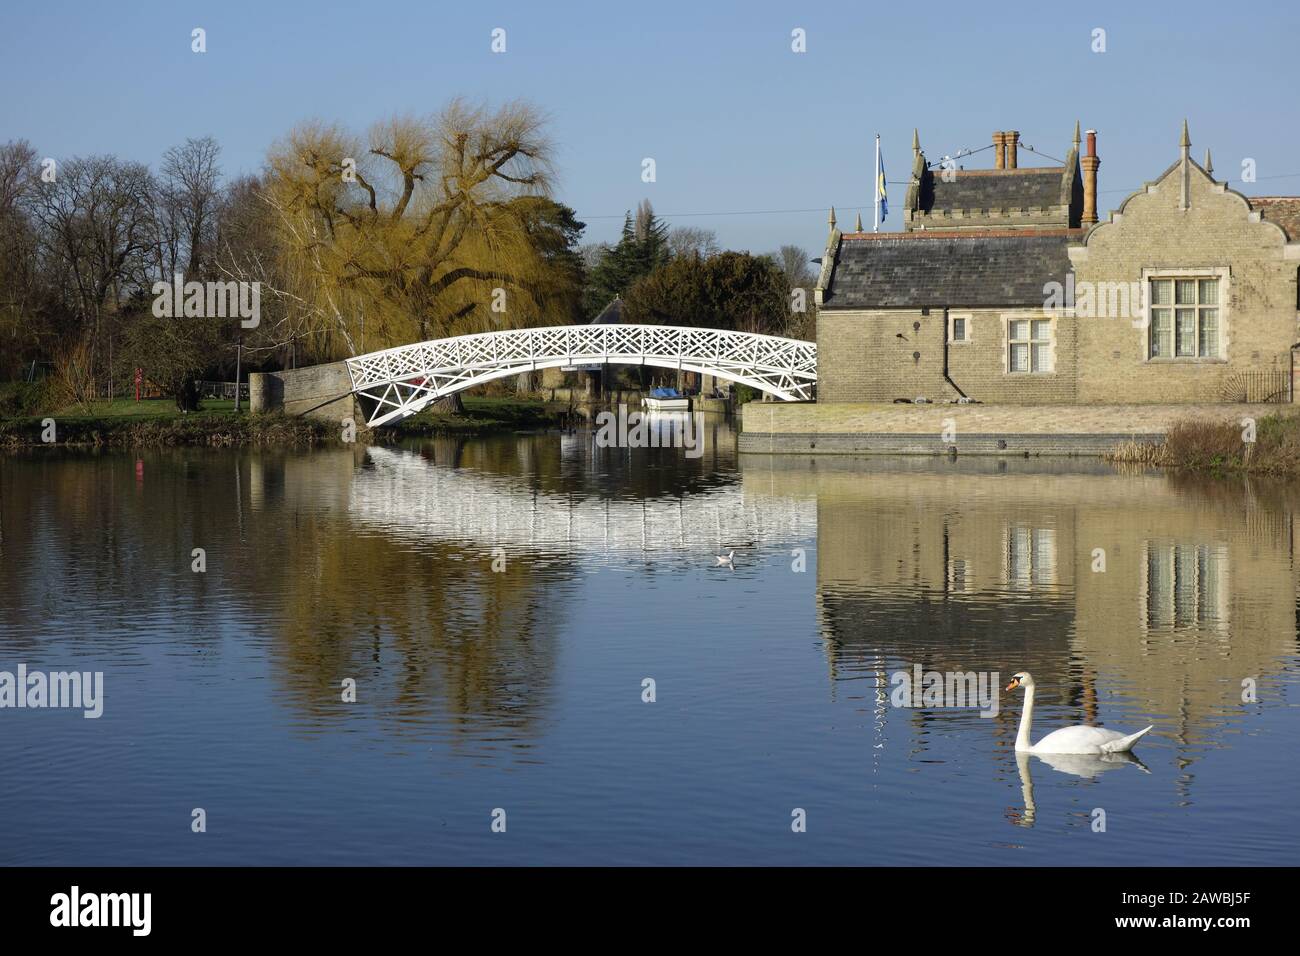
3, 0, 1298, 255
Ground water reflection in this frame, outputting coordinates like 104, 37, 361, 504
742, 455, 1300, 800
2, 431, 1299, 864
1007, 751, 1149, 829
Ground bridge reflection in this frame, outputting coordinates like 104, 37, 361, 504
348, 442, 815, 558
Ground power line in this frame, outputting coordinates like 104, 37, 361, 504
577, 173, 1300, 220
925, 142, 996, 169
1018, 145, 1065, 165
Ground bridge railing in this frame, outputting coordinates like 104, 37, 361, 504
346, 325, 816, 390
344, 324, 817, 425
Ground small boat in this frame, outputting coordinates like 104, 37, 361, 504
642, 387, 690, 411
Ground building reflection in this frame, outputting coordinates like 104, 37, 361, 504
741, 456, 1300, 787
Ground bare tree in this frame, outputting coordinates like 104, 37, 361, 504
28, 155, 156, 391
666, 225, 719, 259
774, 244, 817, 288
770, 244, 818, 341
0, 140, 43, 376
578, 241, 609, 272
160, 136, 222, 277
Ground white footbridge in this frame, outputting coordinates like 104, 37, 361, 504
345, 324, 818, 426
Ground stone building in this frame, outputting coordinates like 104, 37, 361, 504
814, 122, 1300, 404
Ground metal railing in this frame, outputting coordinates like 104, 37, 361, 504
1222, 368, 1292, 404
197, 381, 250, 400
345, 324, 817, 426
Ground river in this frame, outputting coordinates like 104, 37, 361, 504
1, 420, 1297, 865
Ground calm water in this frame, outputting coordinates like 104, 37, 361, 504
1, 421, 1298, 866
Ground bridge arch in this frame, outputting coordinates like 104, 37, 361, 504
345, 324, 817, 426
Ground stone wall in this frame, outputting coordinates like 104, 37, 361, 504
817, 308, 957, 402
817, 308, 1079, 404
947, 309, 1077, 403
249, 362, 355, 422
1071, 160, 1300, 403
739, 400, 1298, 456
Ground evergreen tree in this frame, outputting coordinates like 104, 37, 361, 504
582, 201, 672, 318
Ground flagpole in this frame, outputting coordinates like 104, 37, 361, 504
874, 134, 880, 233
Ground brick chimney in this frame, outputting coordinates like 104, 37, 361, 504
1006, 130, 1019, 169
1081, 129, 1100, 225
993, 131, 1006, 169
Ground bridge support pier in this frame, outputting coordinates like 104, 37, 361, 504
249, 362, 356, 423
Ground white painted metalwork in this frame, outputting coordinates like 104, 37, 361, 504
345, 324, 817, 426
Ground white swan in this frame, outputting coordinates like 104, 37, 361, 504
1006, 672, 1153, 754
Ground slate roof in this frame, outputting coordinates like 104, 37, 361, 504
921, 167, 1065, 213
1252, 197, 1300, 241
590, 296, 624, 324
822, 229, 1080, 309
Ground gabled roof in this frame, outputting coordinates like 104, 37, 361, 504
1251, 197, 1300, 242
821, 229, 1080, 310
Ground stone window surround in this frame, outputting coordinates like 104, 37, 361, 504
948, 312, 972, 344
1139, 266, 1230, 364
1002, 311, 1056, 374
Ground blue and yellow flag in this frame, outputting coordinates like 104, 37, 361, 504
877, 149, 888, 222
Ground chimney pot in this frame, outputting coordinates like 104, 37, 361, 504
993, 131, 1006, 169
1006, 130, 1020, 169
1081, 130, 1100, 226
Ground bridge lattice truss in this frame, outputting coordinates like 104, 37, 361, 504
345, 325, 817, 426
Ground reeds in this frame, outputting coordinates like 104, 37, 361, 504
1105, 414, 1300, 475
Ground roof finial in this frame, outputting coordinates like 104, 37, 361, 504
1073, 120, 1081, 150
912, 128, 920, 155
1204, 148, 1213, 177
828, 206, 837, 231
854, 211, 863, 232
1179, 121, 1192, 211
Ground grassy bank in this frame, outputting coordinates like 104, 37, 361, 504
0, 395, 570, 449
0, 405, 330, 449
1107, 414, 1300, 475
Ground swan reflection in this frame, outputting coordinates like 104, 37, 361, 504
1007, 750, 1149, 828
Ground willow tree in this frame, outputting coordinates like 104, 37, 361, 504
262, 100, 579, 360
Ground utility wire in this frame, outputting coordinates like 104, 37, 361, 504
578, 171, 1300, 219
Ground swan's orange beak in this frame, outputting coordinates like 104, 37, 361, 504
1005, 677, 1020, 691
